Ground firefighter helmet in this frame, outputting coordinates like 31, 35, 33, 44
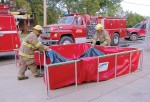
33, 25, 43, 31
95, 24, 104, 31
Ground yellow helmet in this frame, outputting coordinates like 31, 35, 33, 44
95, 24, 104, 31
33, 25, 43, 31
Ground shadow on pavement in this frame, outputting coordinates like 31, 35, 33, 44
0, 54, 15, 61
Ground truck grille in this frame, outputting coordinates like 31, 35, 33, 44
43, 27, 50, 37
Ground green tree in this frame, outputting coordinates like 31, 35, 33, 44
77, 0, 100, 16
47, 0, 61, 24
113, 6, 124, 17
26, 0, 43, 25
125, 11, 145, 27
13, 0, 43, 25
99, 0, 123, 16
10, 0, 125, 25
57, 0, 123, 16
0, 0, 4, 4
12, 0, 61, 25
57, 0, 78, 14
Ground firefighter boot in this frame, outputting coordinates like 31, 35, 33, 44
34, 73, 44, 78
17, 74, 29, 80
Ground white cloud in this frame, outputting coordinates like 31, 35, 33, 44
121, 0, 150, 16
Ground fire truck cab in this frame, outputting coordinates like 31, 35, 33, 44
0, 4, 21, 53
126, 21, 146, 41
41, 13, 126, 46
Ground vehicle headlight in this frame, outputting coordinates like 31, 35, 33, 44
54, 33, 57, 37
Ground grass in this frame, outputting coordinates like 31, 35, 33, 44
20, 33, 28, 38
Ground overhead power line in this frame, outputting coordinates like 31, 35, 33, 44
123, 1, 150, 7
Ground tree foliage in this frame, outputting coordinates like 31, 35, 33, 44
77, 0, 100, 16
13, 0, 43, 25
2, 0, 129, 25
125, 11, 145, 27
47, 0, 61, 24
0, 0, 4, 4
57, 0, 78, 14
57, 0, 123, 16
99, 0, 123, 16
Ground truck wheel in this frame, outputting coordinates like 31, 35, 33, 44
59, 36, 73, 45
130, 33, 138, 41
111, 33, 120, 46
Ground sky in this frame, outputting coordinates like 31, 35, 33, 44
121, 0, 150, 16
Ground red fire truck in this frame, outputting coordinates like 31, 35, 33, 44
41, 13, 127, 46
0, 4, 21, 53
125, 21, 146, 41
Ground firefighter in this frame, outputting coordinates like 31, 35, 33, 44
92, 23, 111, 46
17, 25, 49, 80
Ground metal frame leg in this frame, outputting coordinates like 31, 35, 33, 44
14, 49, 18, 68
129, 51, 132, 73
46, 65, 51, 99
39, 52, 42, 73
115, 54, 117, 78
75, 61, 78, 89
43, 51, 51, 99
139, 49, 144, 70
97, 57, 99, 83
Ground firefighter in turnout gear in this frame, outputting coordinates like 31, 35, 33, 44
17, 25, 49, 80
92, 24, 111, 46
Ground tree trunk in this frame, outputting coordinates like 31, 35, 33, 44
33, 15, 37, 26
23, 20, 28, 34
67, 4, 70, 14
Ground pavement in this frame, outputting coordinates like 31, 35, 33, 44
0, 42, 150, 102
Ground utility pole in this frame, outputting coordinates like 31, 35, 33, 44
44, 0, 47, 26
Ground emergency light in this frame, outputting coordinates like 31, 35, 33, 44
64, 14, 70, 17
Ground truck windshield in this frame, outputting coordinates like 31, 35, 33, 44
133, 23, 142, 28
57, 16, 74, 24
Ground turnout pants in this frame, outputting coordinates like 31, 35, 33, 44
18, 56, 39, 78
